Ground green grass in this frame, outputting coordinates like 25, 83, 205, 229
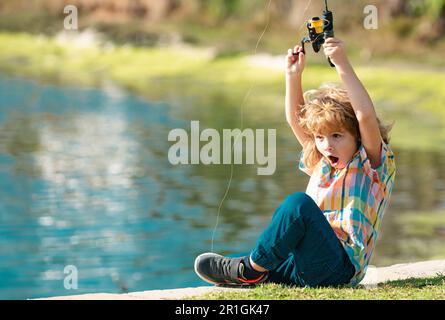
1, 31, 444, 110
0, 31, 444, 151
193, 275, 445, 300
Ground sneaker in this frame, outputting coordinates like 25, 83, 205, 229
194, 252, 268, 286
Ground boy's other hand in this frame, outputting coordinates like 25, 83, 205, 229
323, 38, 349, 67
286, 45, 305, 76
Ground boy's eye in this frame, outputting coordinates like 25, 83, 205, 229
333, 133, 342, 138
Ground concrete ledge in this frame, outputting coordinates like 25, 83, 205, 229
39, 259, 445, 300
39, 286, 243, 300
360, 259, 445, 288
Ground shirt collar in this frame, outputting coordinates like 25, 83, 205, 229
317, 146, 362, 188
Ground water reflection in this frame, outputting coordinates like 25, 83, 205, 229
0, 75, 194, 299
0, 74, 444, 299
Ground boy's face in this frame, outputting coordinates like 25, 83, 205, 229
314, 129, 358, 169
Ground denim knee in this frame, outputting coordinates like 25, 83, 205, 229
282, 192, 318, 219
285, 192, 313, 208
285, 192, 312, 206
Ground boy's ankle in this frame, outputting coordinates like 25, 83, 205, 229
241, 256, 267, 280
249, 256, 268, 272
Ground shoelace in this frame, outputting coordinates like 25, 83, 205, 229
218, 258, 238, 280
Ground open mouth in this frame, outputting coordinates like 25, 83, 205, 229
327, 155, 339, 166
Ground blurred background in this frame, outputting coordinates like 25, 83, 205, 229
0, 0, 444, 299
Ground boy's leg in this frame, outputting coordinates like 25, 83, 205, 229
251, 192, 355, 287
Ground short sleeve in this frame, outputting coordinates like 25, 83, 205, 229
359, 140, 396, 183
298, 151, 312, 176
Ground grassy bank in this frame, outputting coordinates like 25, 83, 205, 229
0, 31, 444, 151
194, 275, 445, 300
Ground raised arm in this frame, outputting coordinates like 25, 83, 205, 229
285, 45, 310, 148
323, 38, 383, 168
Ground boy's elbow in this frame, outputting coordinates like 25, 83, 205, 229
285, 114, 292, 124
286, 114, 297, 126
355, 108, 376, 122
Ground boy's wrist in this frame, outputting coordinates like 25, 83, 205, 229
335, 59, 353, 75
286, 72, 303, 80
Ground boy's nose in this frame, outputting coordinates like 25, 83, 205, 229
324, 139, 334, 151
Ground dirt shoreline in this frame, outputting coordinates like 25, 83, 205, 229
39, 259, 445, 300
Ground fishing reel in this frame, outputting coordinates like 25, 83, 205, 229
298, 0, 335, 67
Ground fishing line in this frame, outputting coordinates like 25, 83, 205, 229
299, 0, 314, 32
210, 0, 313, 253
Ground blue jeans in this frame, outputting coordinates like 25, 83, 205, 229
251, 192, 355, 287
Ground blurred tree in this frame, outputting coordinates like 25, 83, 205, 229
385, 0, 410, 16
1, 0, 444, 42
407, 0, 445, 41
423, 0, 445, 33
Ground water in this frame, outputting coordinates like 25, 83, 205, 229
0, 74, 444, 299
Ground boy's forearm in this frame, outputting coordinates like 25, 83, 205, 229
336, 61, 377, 120
285, 74, 305, 123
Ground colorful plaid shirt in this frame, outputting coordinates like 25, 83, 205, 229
299, 141, 396, 286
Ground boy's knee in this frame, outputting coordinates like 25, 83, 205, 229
285, 192, 312, 206
283, 192, 318, 218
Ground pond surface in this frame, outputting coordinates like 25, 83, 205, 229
0, 75, 444, 299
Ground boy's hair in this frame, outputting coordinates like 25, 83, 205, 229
298, 84, 392, 171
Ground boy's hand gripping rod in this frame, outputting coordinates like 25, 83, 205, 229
296, 0, 335, 67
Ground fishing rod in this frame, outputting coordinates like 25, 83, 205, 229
296, 0, 335, 67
